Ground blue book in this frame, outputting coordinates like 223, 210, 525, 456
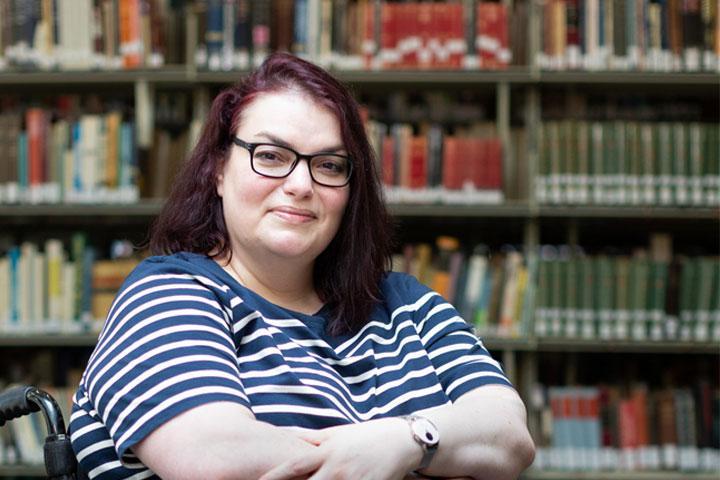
206, 0, 224, 69
8, 246, 20, 327
293, 0, 308, 56
72, 122, 82, 194
119, 122, 135, 191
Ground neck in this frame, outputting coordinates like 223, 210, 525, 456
218, 249, 322, 315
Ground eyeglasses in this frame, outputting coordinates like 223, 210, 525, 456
233, 137, 352, 188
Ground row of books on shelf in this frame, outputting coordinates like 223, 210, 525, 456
536, 120, 720, 207
532, 383, 720, 473
0, 235, 140, 334
1, 235, 718, 342
366, 120, 506, 204
195, 0, 517, 71
0, 109, 140, 205
534, 246, 720, 343
0, 0, 520, 72
537, 0, 720, 72
0, 0, 178, 71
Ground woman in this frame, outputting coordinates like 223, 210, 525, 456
69, 52, 534, 480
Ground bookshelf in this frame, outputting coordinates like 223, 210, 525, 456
1, 0, 719, 478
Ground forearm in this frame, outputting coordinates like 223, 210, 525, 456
133, 402, 316, 479
417, 386, 535, 480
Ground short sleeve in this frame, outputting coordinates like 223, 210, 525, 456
408, 277, 513, 401
81, 258, 250, 460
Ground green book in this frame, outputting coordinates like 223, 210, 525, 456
694, 257, 715, 341
596, 255, 614, 341
672, 122, 689, 206
702, 123, 719, 206
579, 256, 595, 339
549, 121, 562, 204
590, 122, 604, 204
614, 256, 631, 339
536, 122, 549, 204
687, 122, 704, 206
640, 123, 656, 205
648, 260, 669, 341
678, 257, 698, 341
614, 121, 627, 205
535, 246, 556, 337
563, 253, 580, 338
710, 258, 720, 342
562, 120, 577, 204
657, 122, 673, 205
549, 251, 563, 337
576, 121, 590, 204
629, 254, 650, 341
626, 121, 642, 205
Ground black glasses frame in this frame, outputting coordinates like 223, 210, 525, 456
233, 137, 353, 188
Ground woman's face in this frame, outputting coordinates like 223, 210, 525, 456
216, 89, 350, 265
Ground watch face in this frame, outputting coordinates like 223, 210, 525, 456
413, 417, 440, 447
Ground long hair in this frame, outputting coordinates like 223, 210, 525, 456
150, 52, 394, 335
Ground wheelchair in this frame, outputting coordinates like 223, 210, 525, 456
0, 385, 88, 480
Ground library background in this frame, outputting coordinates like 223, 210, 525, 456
0, 0, 718, 478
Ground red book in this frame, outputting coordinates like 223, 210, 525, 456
25, 108, 47, 191
382, 136, 395, 187
485, 138, 503, 190
408, 136, 428, 189
119, 0, 143, 68
442, 136, 463, 190
449, 2, 464, 69
380, 3, 396, 69
470, 138, 486, 189
417, 2, 433, 69
619, 398, 639, 450
631, 386, 650, 450
362, 0, 376, 69
435, 3, 452, 69
477, 2, 508, 69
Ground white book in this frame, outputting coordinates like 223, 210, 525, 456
0, 257, 9, 329
62, 262, 76, 331
33, 252, 46, 332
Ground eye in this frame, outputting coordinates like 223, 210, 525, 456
313, 156, 348, 176
254, 145, 294, 164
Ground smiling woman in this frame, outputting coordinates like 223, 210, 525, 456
67, 53, 535, 480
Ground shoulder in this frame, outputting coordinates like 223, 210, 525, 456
376, 272, 451, 324
380, 271, 439, 306
119, 252, 235, 302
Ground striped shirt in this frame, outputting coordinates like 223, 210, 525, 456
69, 252, 512, 479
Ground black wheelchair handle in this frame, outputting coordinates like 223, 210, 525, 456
0, 385, 67, 436
0, 385, 41, 427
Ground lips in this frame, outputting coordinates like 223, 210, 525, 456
271, 206, 317, 221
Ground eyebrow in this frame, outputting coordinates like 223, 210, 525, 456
254, 131, 346, 155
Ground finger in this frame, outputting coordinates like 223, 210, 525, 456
258, 450, 324, 480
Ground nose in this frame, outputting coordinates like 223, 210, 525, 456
281, 159, 314, 197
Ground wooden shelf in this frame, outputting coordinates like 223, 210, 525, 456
0, 333, 98, 347
533, 338, 720, 354
0, 67, 717, 88
1, 202, 717, 222
523, 470, 720, 480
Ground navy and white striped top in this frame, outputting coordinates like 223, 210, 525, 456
69, 252, 512, 479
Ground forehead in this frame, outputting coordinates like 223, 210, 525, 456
237, 90, 341, 142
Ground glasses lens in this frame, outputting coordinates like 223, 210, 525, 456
252, 144, 296, 177
311, 155, 351, 187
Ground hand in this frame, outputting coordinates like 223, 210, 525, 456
259, 418, 422, 480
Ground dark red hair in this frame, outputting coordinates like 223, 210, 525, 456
150, 52, 394, 335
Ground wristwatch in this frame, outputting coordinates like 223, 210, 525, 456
402, 414, 440, 471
